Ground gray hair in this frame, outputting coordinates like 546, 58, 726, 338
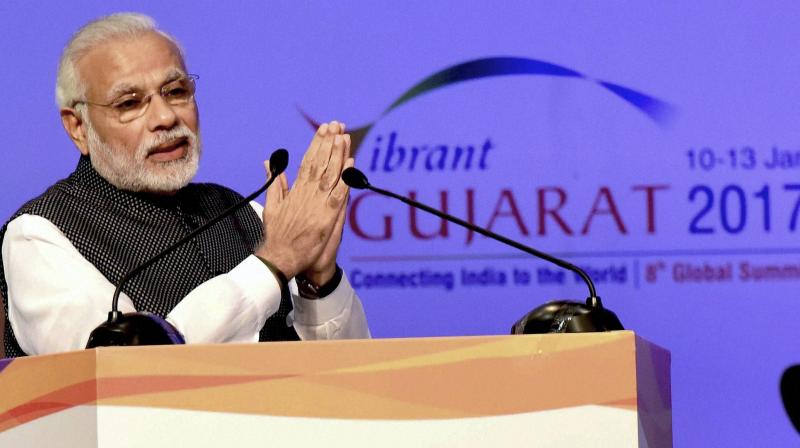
55, 12, 184, 108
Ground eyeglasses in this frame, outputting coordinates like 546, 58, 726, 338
74, 74, 199, 123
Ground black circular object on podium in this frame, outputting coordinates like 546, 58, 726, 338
86, 312, 185, 348
511, 299, 624, 334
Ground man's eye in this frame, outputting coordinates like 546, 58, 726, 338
164, 87, 189, 99
113, 98, 143, 111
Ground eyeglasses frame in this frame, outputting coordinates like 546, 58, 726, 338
72, 74, 199, 124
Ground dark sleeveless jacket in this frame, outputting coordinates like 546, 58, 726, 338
0, 157, 297, 357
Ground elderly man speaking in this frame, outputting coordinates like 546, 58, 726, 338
0, 13, 370, 358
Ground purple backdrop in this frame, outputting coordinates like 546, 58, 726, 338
1, 1, 799, 445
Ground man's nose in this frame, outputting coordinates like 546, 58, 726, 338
146, 94, 179, 131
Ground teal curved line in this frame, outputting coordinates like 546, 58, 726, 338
384, 57, 585, 116
300, 56, 676, 154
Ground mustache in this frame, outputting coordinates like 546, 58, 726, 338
140, 125, 197, 156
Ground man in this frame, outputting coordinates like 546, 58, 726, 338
0, 13, 369, 357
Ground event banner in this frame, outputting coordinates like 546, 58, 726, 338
1, 2, 798, 446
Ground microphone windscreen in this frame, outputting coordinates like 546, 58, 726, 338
342, 167, 370, 189
269, 149, 289, 176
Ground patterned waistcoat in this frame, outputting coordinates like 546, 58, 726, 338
0, 157, 297, 357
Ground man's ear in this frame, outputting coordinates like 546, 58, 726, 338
61, 108, 90, 156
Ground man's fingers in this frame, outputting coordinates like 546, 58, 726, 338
327, 157, 354, 209
299, 123, 330, 180
311, 131, 336, 187
263, 160, 272, 201
308, 123, 329, 158
332, 188, 347, 231
264, 160, 287, 211
321, 122, 348, 179
279, 172, 288, 198
329, 120, 342, 135
303, 123, 340, 181
298, 120, 348, 183
321, 133, 347, 191
343, 133, 351, 158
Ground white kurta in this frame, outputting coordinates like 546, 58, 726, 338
2, 201, 370, 356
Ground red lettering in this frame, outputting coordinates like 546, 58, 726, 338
466, 188, 476, 244
581, 187, 627, 235
409, 190, 449, 239
486, 189, 529, 236
632, 185, 670, 234
537, 187, 572, 235
348, 192, 392, 241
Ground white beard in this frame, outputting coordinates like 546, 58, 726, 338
85, 118, 201, 193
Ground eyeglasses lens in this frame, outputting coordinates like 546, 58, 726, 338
117, 77, 196, 123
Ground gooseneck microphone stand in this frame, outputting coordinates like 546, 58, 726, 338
341, 167, 623, 334
85, 149, 290, 348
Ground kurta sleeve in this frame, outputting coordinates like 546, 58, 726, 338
3, 203, 369, 356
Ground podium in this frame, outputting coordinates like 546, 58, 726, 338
0, 331, 670, 447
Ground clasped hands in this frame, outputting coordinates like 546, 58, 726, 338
256, 121, 352, 287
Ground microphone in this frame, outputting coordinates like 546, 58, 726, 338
85, 148, 290, 348
341, 167, 623, 334
782, 364, 800, 434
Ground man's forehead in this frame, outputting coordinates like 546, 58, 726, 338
78, 32, 186, 98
